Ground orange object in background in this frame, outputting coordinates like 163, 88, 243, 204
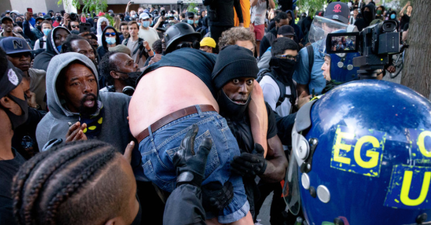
234, 0, 250, 28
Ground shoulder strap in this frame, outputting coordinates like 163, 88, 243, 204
306, 45, 314, 73
124, 38, 129, 46
275, 78, 286, 108
256, 68, 271, 82
133, 38, 144, 56
257, 69, 286, 108
39, 37, 45, 48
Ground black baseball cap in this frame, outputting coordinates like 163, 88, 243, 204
0, 37, 32, 55
1, 16, 13, 23
278, 25, 295, 36
324, 2, 350, 24
187, 12, 195, 18
0, 60, 23, 99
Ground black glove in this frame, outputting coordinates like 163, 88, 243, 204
202, 181, 234, 212
173, 124, 212, 187
230, 143, 267, 177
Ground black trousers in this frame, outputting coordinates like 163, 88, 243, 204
210, 25, 233, 53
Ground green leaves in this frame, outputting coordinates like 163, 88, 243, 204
186, 0, 199, 14
57, 0, 108, 15
296, 0, 349, 14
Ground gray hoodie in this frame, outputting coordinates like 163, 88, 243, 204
36, 52, 133, 153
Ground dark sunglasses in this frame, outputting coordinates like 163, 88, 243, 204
275, 54, 298, 61
71, 25, 79, 28
105, 32, 116, 37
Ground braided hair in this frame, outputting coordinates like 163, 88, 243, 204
12, 140, 131, 225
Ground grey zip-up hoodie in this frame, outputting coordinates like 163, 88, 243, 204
36, 52, 133, 153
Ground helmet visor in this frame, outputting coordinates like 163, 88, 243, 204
309, 16, 349, 53
283, 151, 301, 216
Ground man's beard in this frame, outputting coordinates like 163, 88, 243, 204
79, 93, 98, 117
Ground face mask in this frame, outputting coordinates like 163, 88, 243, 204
43, 28, 51, 36
79, 94, 104, 138
36, 25, 42, 31
101, 25, 107, 31
194, 20, 199, 24
364, 11, 373, 20
217, 89, 251, 120
390, 14, 396, 19
106, 37, 116, 45
142, 21, 150, 28
137, 22, 141, 26
3, 94, 28, 130
187, 19, 194, 25
132, 14, 137, 18
16, 21, 23, 28
119, 71, 141, 88
56, 45, 62, 53
269, 57, 296, 85
376, 10, 382, 15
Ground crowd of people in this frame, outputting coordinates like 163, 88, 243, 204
0, 0, 418, 225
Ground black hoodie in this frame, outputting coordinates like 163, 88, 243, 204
354, 4, 376, 31
97, 26, 121, 62
33, 27, 71, 71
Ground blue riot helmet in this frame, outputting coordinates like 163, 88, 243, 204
284, 80, 431, 225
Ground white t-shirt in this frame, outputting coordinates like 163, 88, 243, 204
259, 75, 293, 117
251, 0, 268, 25
138, 27, 159, 51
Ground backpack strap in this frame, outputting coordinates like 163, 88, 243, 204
257, 69, 287, 108
38, 37, 45, 48
132, 38, 143, 56
306, 45, 314, 73
274, 78, 286, 108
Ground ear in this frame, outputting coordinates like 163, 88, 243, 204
0, 96, 14, 111
104, 218, 118, 225
110, 71, 120, 79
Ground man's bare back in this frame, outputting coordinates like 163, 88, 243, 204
129, 66, 219, 138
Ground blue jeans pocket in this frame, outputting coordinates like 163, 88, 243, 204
166, 129, 221, 178
143, 158, 175, 192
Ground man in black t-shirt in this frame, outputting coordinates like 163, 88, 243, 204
212, 45, 287, 220
0, 48, 28, 225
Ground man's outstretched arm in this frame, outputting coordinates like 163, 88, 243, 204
248, 80, 268, 157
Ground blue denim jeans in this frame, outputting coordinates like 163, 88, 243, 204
139, 105, 249, 223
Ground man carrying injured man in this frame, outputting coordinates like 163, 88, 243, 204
128, 22, 268, 224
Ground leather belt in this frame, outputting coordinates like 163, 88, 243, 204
136, 105, 216, 143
